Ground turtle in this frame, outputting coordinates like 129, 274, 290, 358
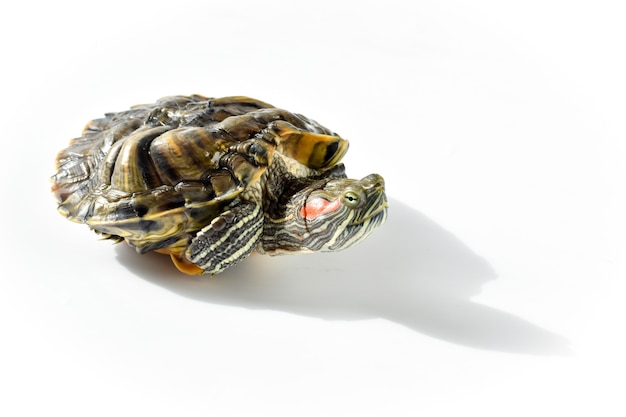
51, 95, 388, 275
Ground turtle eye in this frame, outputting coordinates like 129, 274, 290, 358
342, 191, 360, 208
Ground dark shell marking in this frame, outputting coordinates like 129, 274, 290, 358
52, 95, 387, 274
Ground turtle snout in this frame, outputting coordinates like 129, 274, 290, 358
360, 173, 388, 213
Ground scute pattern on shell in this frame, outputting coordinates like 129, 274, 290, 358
51, 95, 341, 255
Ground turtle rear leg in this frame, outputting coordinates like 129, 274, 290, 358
181, 201, 263, 275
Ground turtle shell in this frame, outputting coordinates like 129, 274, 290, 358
52, 95, 348, 257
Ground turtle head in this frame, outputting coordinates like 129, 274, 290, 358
260, 173, 388, 254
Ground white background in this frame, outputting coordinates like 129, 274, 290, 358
2, 1, 625, 416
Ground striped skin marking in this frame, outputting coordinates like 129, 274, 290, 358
211, 226, 263, 273
52, 95, 389, 276
260, 174, 388, 255
300, 198, 341, 221
327, 205, 388, 251
187, 202, 263, 274
201, 205, 260, 255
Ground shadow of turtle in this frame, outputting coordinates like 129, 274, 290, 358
116, 198, 570, 355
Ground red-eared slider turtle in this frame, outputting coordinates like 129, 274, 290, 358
51, 95, 388, 275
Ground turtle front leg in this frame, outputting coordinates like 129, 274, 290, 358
182, 201, 263, 275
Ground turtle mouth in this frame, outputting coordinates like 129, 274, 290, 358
352, 200, 389, 225
332, 203, 387, 251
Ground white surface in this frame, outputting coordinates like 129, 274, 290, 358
2, 1, 625, 416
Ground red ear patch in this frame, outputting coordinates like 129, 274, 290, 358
300, 197, 341, 220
